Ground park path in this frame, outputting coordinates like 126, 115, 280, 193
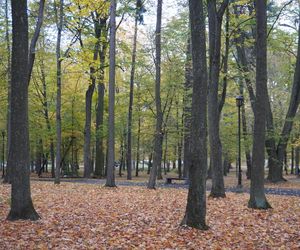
33, 178, 300, 197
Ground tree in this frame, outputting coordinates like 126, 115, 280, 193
126, 0, 140, 180
83, 12, 102, 178
7, 0, 40, 221
248, 0, 271, 209
95, 17, 108, 178
268, 13, 300, 182
207, 0, 228, 198
54, 0, 64, 185
106, 0, 117, 187
181, 0, 208, 230
147, 0, 163, 189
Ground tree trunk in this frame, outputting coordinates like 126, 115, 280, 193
163, 131, 168, 175
7, 0, 40, 221
54, 0, 64, 185
147, 0, 163, 189
84, 16, 102, 178
239, 81, 252, 179
295, 146, 300, 176
95, 18, 107, 178
126, 5, 139, 181
207, 0, 227, 198
147, 153, 152, 175
135, 116, 141, 177
83, 82, 95, 177
181, 0, 208, 230
27, 0, 45, 85
40, 49, 55, 178
248, 0, 271, 209
183, 38, 192, 179
3, 0, 11, 184
105, 0, 117, 187
273, 18, 300, 181
291, 146, 294, 174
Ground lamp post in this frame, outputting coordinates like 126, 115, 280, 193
1, 130, 5, 178
236, 95, 244, 188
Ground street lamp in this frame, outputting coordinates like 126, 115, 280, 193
236, 95, 244, 188
1, 130, 5, 178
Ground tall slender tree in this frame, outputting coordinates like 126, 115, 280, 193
7, 0, 40, 221
54, 0, 64, 185
126, 0, 140, 180
3, 0, 11, 184
181, 0, 208, 230
106, 0, 117, 187
248, 0, 271, 209
147, 0, 163, 189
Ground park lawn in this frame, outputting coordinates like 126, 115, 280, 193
0, 182, 299, 249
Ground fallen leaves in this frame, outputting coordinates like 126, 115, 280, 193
0, 181, 299, 249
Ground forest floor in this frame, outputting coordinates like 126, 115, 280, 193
0, 173, 299, 249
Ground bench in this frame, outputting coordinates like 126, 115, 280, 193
166, 177, 187, 184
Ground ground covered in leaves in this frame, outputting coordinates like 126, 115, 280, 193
0, 182, 299, 249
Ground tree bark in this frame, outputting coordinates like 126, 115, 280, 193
126, 5, 139, 180
183, 38, 192, 179
105, 0, 117, 187
27, 0, 45, 85
4, 0, 11, 184
248, 0, 271, 209
207, 0, 228, 198
181, 0, 208, 230
40, 50, 55, 178
84, 14, 102, 178
147, 0, 163, 189
7, 0, 40, 221
295, 146, 300, 176
54, 0, 64, 185
95, 18, 107, 178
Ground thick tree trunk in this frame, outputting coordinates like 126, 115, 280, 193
235, 28, 278, 182
106, 0, 117, 187
248, 0, 271, 209
207, 0, 227, 198
95, 18, 107, 178
181, 0, 208, 230
54, 0, 64, 185
7, 0, 40, 221
147, 0, 163, 189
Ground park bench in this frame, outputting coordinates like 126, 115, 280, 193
166, 177, 187, 184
